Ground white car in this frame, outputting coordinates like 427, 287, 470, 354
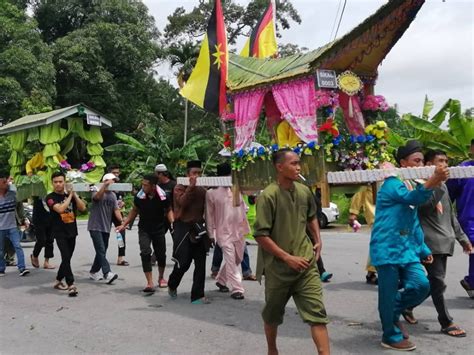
320, 202, 339, 228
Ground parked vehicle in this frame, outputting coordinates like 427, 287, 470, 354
20, 202, 35, 242
320, 202, 339, 228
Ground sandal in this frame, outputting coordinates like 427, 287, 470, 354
158, 278, 168, 288
366, 272, 378, 285
402, 309, 418, 324
30, 255, 39, 268
44, 264, 56, 269
142, 286, 155, 293
441, 325, 467, 337
53, 281, 68, 290
68, 285, 78, 297
243, 274, 257, 281
231, 292, 245, 300
117, 260, 129, 266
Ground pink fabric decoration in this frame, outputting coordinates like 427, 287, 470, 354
233, 90, 266, 150
271, 78, 318, 143
339, 92, 365, 135
263, 92, 282, 137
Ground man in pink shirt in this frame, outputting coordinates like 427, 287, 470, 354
206, 162, 250, 300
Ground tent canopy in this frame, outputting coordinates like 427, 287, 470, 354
228, 0, 425, 92
0, 103, 112, 135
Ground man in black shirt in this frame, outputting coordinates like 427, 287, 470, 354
118, 174, 173, 292
31, 196, 55, 269
46, 171, 86, 296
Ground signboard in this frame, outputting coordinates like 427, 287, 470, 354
86, 114, 101, 126
316, 69, 338, 89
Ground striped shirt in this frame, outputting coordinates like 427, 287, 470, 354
0, 190, 17, 230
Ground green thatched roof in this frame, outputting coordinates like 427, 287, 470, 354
0, 103, 112, 135
227, 0, 425, 92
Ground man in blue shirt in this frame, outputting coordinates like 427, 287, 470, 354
370, 141, 449, 351
447, 139, 474, 298
0, 170, 30, 277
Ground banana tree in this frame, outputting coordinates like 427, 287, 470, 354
105, 130, 213, 181
389, 97, 473, 162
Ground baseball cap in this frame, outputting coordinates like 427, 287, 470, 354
155, 164, 167, 172
102, 173, 119, 182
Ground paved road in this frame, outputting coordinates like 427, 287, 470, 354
1, 223, 472, 354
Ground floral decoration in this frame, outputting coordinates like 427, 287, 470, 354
231, 120, 394, 172
361, 95, 389, 112
314, 90, 339, 109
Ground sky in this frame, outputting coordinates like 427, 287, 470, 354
144, 0, 474, 116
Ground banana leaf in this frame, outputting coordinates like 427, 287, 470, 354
430, 99, 452, 127
422, 95, 434, 120
449, 112, 474, 147
403, 115, 461, 147
114, 132, 146, 152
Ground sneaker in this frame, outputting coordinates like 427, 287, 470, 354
381, 339, 416, 351
0, 271, 5, 277
460, 279, 474, 298
19, 269, 30, 276
89, 272, 103, 281
168, 287, 177, 299
104, 272, 118, 284
158, 278, 168, 288
320, 271, 333, 282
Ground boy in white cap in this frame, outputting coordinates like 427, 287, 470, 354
87, 173, 123, 284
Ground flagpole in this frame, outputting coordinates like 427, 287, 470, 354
184, 98, 188, 146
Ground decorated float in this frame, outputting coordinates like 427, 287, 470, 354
214, 0, 427, 205
0, 103, 117, 200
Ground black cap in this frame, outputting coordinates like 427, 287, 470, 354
217, 162, 232, 176
186, 160, 202, 169
396, 140, 423, 164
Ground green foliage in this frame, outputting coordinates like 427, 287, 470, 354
400, 98, 473, 162
163, 0, 301, 46
32, 0, 162, 130
0, 0, 55, 121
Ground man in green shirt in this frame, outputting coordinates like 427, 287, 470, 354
254, 148, 330, 355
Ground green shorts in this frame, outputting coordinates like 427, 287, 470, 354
262, 265, 329, 325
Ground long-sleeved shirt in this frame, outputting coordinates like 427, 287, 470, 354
205, 187, 250, 244
349, 185, 375, 225
370, 177, 433, 266
173, 184, 206, 223
447, 160, 474, 241
418, 183, 469, 255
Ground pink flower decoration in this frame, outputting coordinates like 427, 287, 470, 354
362, 95, 389, 112
315, 90, 339, 109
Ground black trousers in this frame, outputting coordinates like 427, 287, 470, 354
56, 237, 76, 286
138, 227, 166, 273
168, 221, 206, 301
32, 224, 54, 259
425, 254, 453, 328
316, 256, 326, 275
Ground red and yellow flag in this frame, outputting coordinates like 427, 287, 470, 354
180, 0, 228, 115
240, 1, 277, 58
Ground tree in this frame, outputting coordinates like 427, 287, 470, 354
163, 0, 301, 46
0, 0, 55, 122
32, 0, 162, 130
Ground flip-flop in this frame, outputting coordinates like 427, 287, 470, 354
402, 310, 418, 324
117, 260, 130, 266
53, 281, 68, 290
44, 265, 56, 269
68, 286, 78, 297
243, 275, 257, 281
30, 255, 39, 268
142, 286, 155, 294
441, 325, 467, 337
